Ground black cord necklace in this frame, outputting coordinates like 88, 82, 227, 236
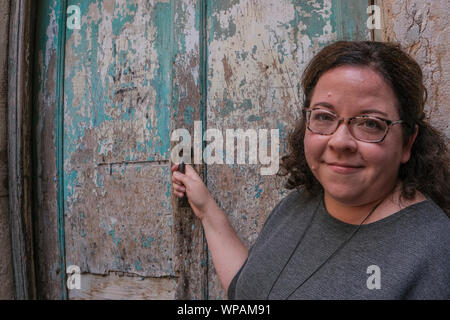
266, 196, 385, 300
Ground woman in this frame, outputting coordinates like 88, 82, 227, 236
171, 41, 450, 299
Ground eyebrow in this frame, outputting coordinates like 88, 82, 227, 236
311, 102, 334, 110
311, 102, 389, 118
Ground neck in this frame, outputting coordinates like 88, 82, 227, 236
324, 184, 401, 225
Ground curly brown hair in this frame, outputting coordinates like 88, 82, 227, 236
279, 41, 450, 216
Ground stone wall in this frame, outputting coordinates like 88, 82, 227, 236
378, 0, 449, 137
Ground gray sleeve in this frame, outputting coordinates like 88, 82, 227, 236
226, 192, 294, 300
405, 228, 450, 299
227, 257, 246, 300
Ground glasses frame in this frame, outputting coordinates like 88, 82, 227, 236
305, 108, 404, 143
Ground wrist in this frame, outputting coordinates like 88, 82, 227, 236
198, 196, 221, 224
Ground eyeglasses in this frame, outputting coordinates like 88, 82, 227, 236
305, 108, 404, 143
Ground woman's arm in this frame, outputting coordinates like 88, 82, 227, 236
171, 163, 248, 292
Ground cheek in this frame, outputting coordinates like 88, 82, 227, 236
304, 131, 324, 171
359, 144, 402, 176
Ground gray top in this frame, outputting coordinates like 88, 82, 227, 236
228, 189, 450, 300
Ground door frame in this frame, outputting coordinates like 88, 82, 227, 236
8, 0, 37, 300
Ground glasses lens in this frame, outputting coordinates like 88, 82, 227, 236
350, 117, 387, 142
308, 109, 337, 134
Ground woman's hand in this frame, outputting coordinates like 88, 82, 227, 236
171, 163, 248, 292
171, 163, 214, 220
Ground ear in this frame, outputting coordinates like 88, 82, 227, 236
401, 125, 418, 164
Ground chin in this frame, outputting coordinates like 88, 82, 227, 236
323, 185, 365, 206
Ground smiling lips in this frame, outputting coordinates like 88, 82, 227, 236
325, 162, 364, 174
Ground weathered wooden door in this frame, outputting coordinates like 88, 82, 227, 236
60, 0, 204, 299
34, 0, 369, 299
35, 0, 206, 299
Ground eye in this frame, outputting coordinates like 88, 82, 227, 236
312, 110, 336, 122
358, 118, 385, 131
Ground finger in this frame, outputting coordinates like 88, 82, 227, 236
172, 181, 184, 190
174, 190, 185, 198
171, 163, 179, 172
172, 171, 187, 184
174, 184, 186, 192
172, 175, 183, 185
184, 164, 201, 179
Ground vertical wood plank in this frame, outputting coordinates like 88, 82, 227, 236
63, 0, 177, 281
171, 0, 207, 299
34, 0, 209, 299
332, 0, 371, 40
33, 0, 67, 299
0, 0, 15, 300
59, 0, 207, 299
7, 0, 37, 300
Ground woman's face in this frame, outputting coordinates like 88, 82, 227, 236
304, 66, 414, 206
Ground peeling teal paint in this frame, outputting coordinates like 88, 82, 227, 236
121, 106, 136, 121
174, 1, 190, 55
51, 0, 69, 299
212, 17, 237, 41
64, 0, 112, 159
254, 184, 264, 199
221, 97, 253, 117
142, 236, 154, 249
239, 99, 253, 111
112, 1, 138, 36
221, 98, 235, 117
330, 0, 370, 41
151, 2, 175, 159
64, 170, 78, 201
280, 0, 334, 57
290, 1, 331, 37
62, 0, 180, 171
135, 260, 143, 271
208, 0, 239, 42
247, 114, 261, 122
184, 106, 194, 126
236, 50, 248, 60
108, 227, 122, 246
278, 121, 287, 154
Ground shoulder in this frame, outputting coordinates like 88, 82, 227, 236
419, 201, 450, 258
274, 187, 319, 212
401, 200, 450, 244
399, 200, 450, 292
391, 200, 450, 258
255, 188, 320, 243
401, 203, 450, 299
262, 187, 319, 226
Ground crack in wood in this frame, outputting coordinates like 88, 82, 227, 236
96, 160, 169, 174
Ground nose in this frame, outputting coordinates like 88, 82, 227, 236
327, 121, 358, 153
